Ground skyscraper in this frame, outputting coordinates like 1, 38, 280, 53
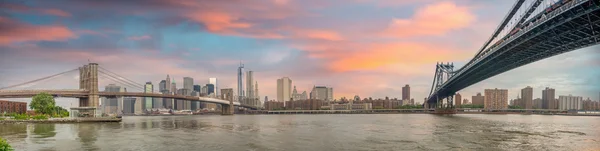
542, 87, 556, 109
209, 78, 218, 95
183, 77, 194, 94
277, 77, 292, 103
310, 86, 331, 101
171, 78, 177, 93
245, 70, 255, 102
255, 81, 259, 100
144, 82, 153, 110
103, 84, 121, 114
237, 63, 244, 103
206, 84, 215, 96
193, 85, 201, 92
166, 75, 171, 93
159, 80, 167, 92
484, 88, 508, 110
402, 85, 410, 101
521, 86, 533, 109
472, 93, 484, 106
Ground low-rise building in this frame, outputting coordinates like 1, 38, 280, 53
0, 100, 27, 114
330, 103, 372, 110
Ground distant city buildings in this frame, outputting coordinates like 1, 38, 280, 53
277, 77, 292, 103
472, 93, 484, 106
558, 95, 583, 110
246, 71, 255, 100
484, 88, 508, 110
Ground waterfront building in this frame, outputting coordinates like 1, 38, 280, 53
542, 87, 556, 109
462, 99, 469, 105
484, 88, 508, 110
455, 93, 462, 107
472, 93, 484, 106
310, 86, 333, 102
521, 86, 533, 109
558, 95, 583, 110
102, 84, 121, 115
402, 84, 410, 101
0, 100, 27, 114
277, 77, 292, 104
533, 98, 543, 109
329, 103, 372, 110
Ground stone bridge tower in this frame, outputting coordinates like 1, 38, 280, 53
79, 63, 99, 108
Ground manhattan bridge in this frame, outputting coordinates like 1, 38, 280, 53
427, 0, 600, 110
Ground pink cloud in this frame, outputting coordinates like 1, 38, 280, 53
186, 11, 252, 32
0, 17, 76, 45
1, 3, 71, 17
383, 1, 475, 37
127, 35, 151, 41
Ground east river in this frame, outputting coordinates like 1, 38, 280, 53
1, 114, 599, 151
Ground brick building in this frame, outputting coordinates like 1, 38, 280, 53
0, 100, 27, 114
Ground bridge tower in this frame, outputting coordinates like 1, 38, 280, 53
428, 62, 456, 110
78, 63, 99, 108
220, 88, 234, 115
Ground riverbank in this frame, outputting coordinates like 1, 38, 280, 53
0, 117, 121, 124
242, 110, 600, 116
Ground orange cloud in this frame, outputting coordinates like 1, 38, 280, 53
384, 1, 474, 37
300, 30, 344, 41
128, 35, 151, 41
319, 42, 468, 72
186, 11, 251, 32
1, 3, 71, 17
0, 17, 76, 45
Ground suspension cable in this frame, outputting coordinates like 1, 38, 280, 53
0, 68, 78, 90
97, 71, 145, 91
98, 67, 144, 87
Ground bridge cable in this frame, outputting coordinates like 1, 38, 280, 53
97, 74, 145, 92
97, 67, 145, 87
97, 68, 145, 88
507, 0, 545, 36
0, 68, 78, 90
461, 0, 526, 70
97, 71, 145, 91
97, 70, 144, 89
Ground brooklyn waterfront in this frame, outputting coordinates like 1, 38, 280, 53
1, 114, 599, 151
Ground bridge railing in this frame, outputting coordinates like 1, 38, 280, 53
442, 0, 588, 89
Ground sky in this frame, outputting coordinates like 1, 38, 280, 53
0, 0, 599, 108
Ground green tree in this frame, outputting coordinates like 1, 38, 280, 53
30, 93, 56, 115
0, 137, 13, 151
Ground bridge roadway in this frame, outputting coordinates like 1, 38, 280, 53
0, 89, 259, 109
429, 0, 600, 104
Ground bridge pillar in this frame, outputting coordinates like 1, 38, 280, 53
78, 63, 99, 109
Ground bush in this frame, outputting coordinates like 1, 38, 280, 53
13, 114, 29, 120
0, 137, 13, 151
0, 118, 4, 121
32, 115, 48, 120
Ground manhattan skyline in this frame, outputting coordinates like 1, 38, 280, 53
1, 0, 599, 105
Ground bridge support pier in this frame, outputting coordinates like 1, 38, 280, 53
220, 88, 234, 115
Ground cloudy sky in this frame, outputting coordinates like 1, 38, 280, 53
1, 0, 599, 108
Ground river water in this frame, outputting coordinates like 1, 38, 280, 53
1, 114, 599, 151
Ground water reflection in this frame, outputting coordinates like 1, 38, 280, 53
0, 115, 598, 151
76, 124, 99, 151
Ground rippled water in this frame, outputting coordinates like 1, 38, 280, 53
1, 114, 599, 151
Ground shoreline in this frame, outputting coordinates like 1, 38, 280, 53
0, 118, 122, 124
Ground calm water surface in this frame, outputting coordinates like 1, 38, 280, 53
1, 114, 599, 151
